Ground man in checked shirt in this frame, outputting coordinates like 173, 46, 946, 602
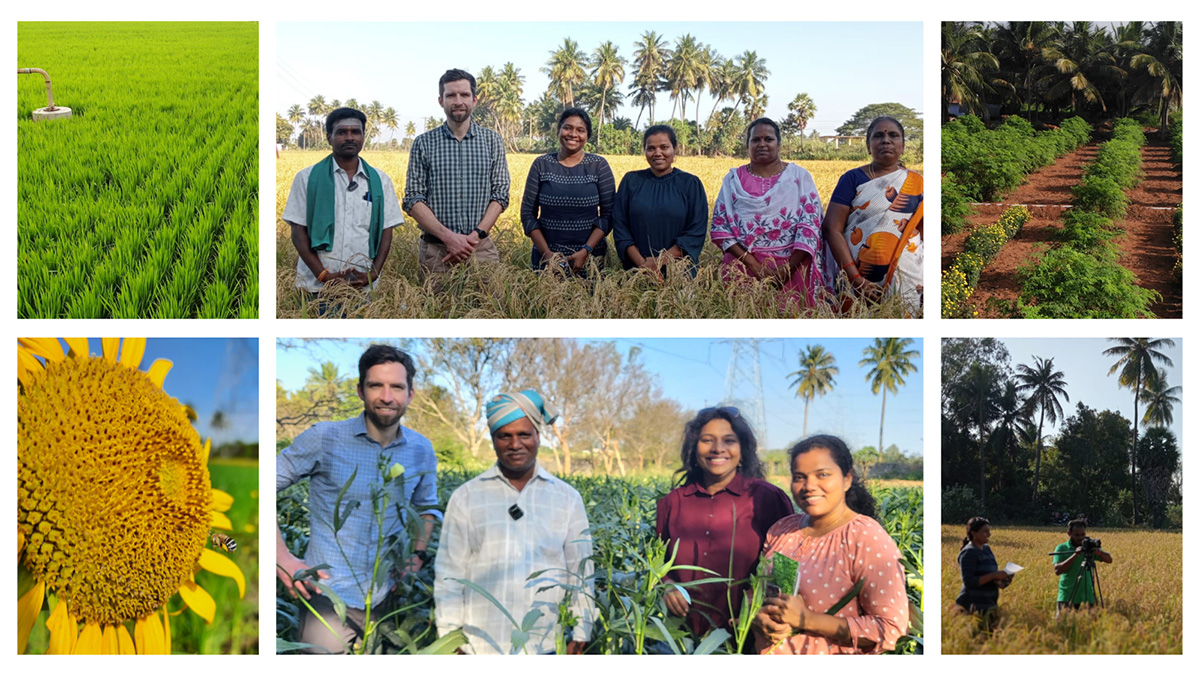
403, 69, 511, 286
435, 390, 594, 654
276, 345, 439, 653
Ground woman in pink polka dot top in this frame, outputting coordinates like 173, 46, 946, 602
752, 435, 910, 654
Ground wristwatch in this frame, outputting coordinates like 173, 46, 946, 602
582, 244, 594, 254
415, 549, 432, 565
473, 227, 489, 239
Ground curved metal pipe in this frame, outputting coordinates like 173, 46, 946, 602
17, 68, 56, 110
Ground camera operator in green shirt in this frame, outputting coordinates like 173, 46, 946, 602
1052, 519, 1113, 616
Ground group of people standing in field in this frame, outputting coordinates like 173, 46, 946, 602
282, 68, 924, 314
277, 345, 911, 655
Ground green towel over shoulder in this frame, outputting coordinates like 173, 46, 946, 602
305, 154, 385, 259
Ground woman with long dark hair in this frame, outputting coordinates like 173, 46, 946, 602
656, 407, 794, 638
753, 435, 908, 654
955, 517, 1012, 614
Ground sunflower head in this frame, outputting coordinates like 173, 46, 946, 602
17, 338, 243, 654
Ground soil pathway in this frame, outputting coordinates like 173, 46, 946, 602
942, 137, 1183, 318
942, 143, 1097, 316
1118, 139, 1182, 318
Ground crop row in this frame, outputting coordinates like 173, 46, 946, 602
1017, 119, 1156, 318
941, 206, 1031, 318
942, 115, 1091, 233
17, 22, 258, 318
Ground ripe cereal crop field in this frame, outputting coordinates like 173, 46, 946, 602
940, 525, 1182, 654
17, 22, 258, 319
276, 151, 922, 319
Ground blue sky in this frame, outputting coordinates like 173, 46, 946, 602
277, 337, 923, 455
74, 338, 260, 445
276, 21, 923, 139
991, 338, 1183, 442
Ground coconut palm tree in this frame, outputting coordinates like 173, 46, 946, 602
404, 121, 416, 142
787, 345, 838, 437
733, 50, 770, 119
993, 21, 1060, 120
693, 44, 716, 131
949, 362, 1001, 501
666, 34, 702, 120
1104, 337, 1176, 524
1130, 21, 1183, 134
941, 22, 1002, 123
543, 38, 587, 107
631, 30, 670, 125
307, 94, 329, 119
1015, 356, 1069, 501
1140, 368, 1181, 429
381, 107, 399, 145
590, 41, 627, 147
784, 92, 817, 148
1038, 21, 1124, 115
495, 63, 526, 151
706, 58, 738, 121
859, 338, 919, 463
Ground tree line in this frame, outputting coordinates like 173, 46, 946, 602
941, 338, 1182, 528
276, 338, 921, 478
942, 21, 1182, 130
277, 31, 923, 159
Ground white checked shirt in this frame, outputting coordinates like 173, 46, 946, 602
282, 157, 404, 291
434, 462, 594, 654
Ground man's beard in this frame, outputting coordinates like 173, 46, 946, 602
364, 404, 404, 429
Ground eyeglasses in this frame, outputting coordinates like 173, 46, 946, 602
698, 406, 740, 418
347, 180, 359, 192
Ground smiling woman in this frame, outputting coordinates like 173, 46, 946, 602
656, 407, 793, 641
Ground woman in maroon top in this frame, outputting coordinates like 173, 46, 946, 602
656, 407, 794, 639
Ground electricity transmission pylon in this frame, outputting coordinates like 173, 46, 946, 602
717, 338, 777, 443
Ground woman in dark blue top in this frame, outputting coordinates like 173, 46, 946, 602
956, 517, 1013, 613
521, 108, 615, 273
611, 125, 708, 278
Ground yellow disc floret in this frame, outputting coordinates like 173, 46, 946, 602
18, 356, 212, 626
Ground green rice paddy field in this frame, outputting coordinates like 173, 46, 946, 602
17, 22, 258, 318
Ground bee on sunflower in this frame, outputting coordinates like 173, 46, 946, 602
17, 338, 245, 654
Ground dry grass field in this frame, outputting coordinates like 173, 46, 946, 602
941, 525, 1182, 654
275, 151, 922, 318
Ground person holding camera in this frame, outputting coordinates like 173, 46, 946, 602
1052, 519, 1113, 615
955, 517, 1013, 614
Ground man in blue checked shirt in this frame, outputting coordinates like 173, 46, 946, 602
276, 345, 440, 653
403, 68, 511, 285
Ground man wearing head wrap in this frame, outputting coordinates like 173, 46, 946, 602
434, 389, 595, 654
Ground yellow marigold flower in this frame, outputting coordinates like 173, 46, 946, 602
17, 338, 245, 654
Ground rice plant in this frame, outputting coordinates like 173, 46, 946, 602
17, 22, 258, 318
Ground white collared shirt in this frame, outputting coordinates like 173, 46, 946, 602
282, 157, 404, 292
434, 462, 595, 654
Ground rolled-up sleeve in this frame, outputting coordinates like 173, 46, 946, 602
489, 135, 510, 211
402, 136, 428, 213
276, 425, 323, 491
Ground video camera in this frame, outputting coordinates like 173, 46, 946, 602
1078, 537, 1102, 554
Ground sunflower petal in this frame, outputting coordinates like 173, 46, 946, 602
148, 358, 173, 388
179, 580, 216, 623
135, 613, 165, 655
18, 338, 65, 362
17, 348, 44, 388
64, 337, 89, 359
200, 437, 212, 467
199, 548, 246, 598
117, 624, 136, 654
102, 624, 119, 654
46, 599, 77, 654
162, 606, 172, 654
211, 489, 234, 512
102, 338, 120, 363
17, 580, 45, 654
211, 511, 233, 530
18, 528, 25, 559
119, 338, 147, 369
74, 622, 102, 654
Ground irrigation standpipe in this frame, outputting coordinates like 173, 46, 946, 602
17, 68, 72, 121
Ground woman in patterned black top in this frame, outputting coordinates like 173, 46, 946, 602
520, 108, 616, 273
